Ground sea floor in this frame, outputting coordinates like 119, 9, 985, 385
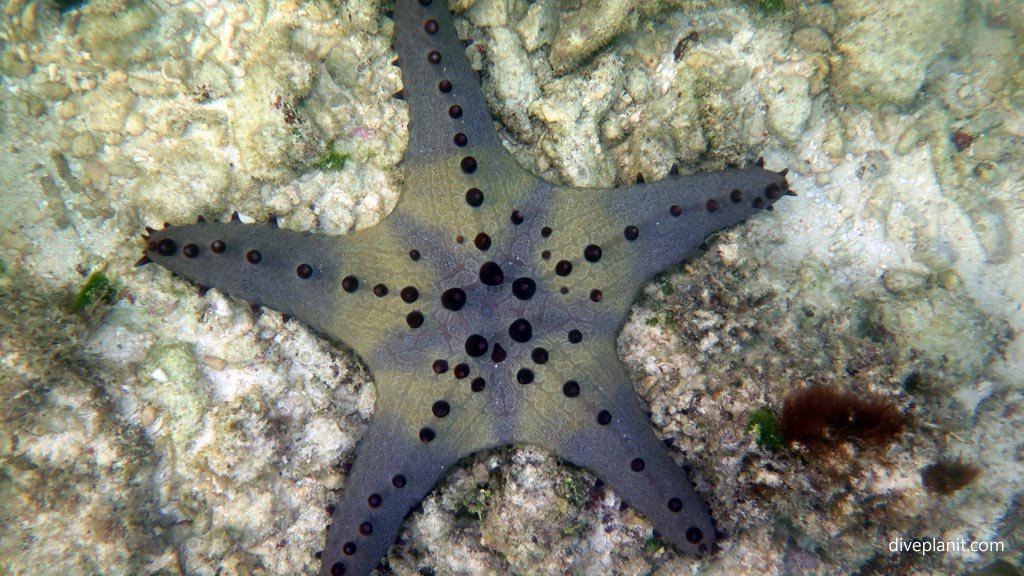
1, 0, 1022, 575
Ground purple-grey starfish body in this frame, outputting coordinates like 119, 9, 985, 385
140, 1, 792, 573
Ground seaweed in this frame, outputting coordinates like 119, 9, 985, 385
316, 140, 350, 171
73, 269, 119, 311
921, 459, 981, 496
746, 407, 784, 452
557, 473, 589, 509
454, 485, 493, 521
752, 0, 784, 14
644, 535, 669, 554
780, 386, 903, 448
54, 0, 89, 13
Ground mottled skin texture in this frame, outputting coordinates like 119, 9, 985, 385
140, 1, 792, 574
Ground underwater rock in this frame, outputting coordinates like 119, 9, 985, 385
832, 0, 964, 107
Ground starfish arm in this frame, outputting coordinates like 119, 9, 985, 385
523, 167, 792, 319
140, 222, 430, 361
393, 0, 506, 166
317, 410, 457, 576
559, 387, 716, 558
602, 167, 792, 289
319, 364, 506, 576
516, 343, 716, 558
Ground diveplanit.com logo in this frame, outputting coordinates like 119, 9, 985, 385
889, 537, 1006, 555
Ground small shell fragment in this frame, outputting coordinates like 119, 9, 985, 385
202, 355, 227, 370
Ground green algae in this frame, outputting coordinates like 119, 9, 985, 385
455, 467, 504, 521
561, 520, 588, 536
557, 473, 588, 509
73, 270, 118, 311
663, 313, 678, 329
643, 535, 668, 554
644, 311, 679, 329
316, 140, 350, 171
456, 485, 493, 521
753, 0, 784, 14
746, 407, 784, 452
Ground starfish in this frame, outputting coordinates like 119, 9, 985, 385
139, 1, 792, 574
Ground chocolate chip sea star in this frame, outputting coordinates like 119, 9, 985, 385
139, 1, 792, 574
